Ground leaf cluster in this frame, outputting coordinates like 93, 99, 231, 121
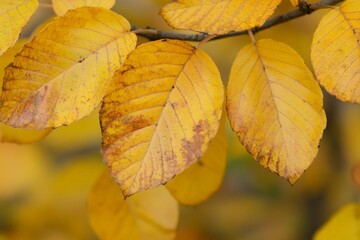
0, 0, 359, 239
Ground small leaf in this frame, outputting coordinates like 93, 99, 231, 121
311, 0, 360, 103
0, 0, 38, 55
100, 39, 224, 196
88, 171, 178, 240
166, 112, 227, 205
290, 0, 299, 6
160, 0, 281, 34
0, 40, 50, 143
52, 0, 115, 16
314, 204, 360, 240
227, 39, 326, 184
0, 7, 137, 129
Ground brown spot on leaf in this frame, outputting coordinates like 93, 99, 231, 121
181, 119, 209, 166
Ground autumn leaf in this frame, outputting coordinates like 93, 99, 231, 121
160, 0, 281, 34
52, 0, 115, 16
88, 171, 178, 240
0, 0, 38, 55
0, 7, 137, 129
314, 204, 360, 240
0, 40, 50, 143
100, 39, 224, 196
311, 0, 360, 103
227, 39, 326, 184
166, 112, 227, 205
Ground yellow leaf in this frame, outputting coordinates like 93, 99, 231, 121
0, 0, 38, 55
0, 7, 137, 129
160, 0, 281, 34
290, 0, 298, 6
88, 171, 178, 240
0, 40, 51, 143
166, 112, 227, 205
100, 39, 224, 196
52, 0, 115, 16
314, 204, 360, 240
227, 39, 326, 184
311, 0, 360, 103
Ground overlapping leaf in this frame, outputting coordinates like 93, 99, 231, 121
160, 0, 281, 34
311, 0, 360, 103
0, 40, 50, 143
52, 0, 115, 16
88, 171, 178, 240
101, 39, 224, 196
314, 204, 360, 240
0, 0, 38, 55
227, 39, 326, 184
0, 7, 137, 129
166, 113, 227, 205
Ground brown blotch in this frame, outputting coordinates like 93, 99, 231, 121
181, 119, 209, 167
122, 114, 152, 134
106, 114, 153, 151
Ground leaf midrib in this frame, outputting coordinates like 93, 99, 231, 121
252, 41, 290, 172
125, 46, 197, 196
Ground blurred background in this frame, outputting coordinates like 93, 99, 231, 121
1, 0, 360, 239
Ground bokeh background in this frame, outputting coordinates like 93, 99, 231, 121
1, 0, 360, 239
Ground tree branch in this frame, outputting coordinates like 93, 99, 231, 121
131, 0, 344, 41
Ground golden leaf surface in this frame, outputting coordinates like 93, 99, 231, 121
0, 39, 51, 143
0, 7, 137, 129
0, 0, 38, 55
314, 204, 360, 240
100, 39, 224, 196
160, 0, 281, 35
311, 0, 360, 103
88, 171, 178, 240
227, 39, 326, 184
52, 0, 115, 16
166, 112, 227, 205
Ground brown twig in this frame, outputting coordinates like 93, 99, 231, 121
131, 0, 344, 42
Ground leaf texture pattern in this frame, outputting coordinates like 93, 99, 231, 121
227, 39, 326, 184
100, 39, 224, 196
311, 0, 360, 103
52, 0, 115, 16
0, 0, 38, 55
0, 40, 51, 143
0, 7, 137, 129
160, 0, 281, 34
